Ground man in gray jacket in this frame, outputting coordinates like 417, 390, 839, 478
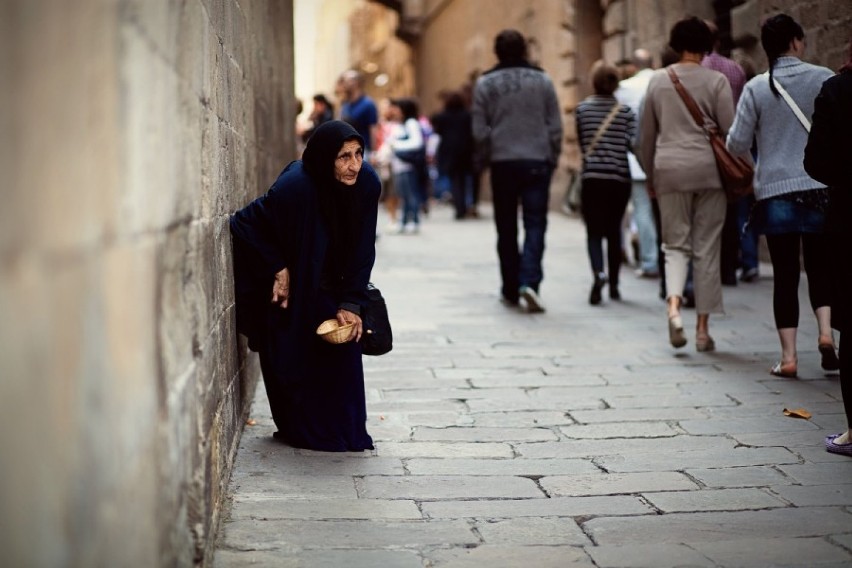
472, 29, 563, 312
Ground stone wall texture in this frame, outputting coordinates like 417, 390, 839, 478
0, 1, 294, 566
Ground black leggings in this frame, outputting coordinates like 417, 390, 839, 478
582, 178, 630, 285
765, 232, 832, 329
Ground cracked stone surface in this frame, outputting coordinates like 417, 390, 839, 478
215, 205, 852, 567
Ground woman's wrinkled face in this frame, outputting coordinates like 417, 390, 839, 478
334, 139, 363, 185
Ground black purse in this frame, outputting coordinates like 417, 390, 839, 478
361, 283, 392, 356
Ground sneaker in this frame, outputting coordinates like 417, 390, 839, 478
740, 267, 759, 282
519, 286, 545, 313
403, 222, 419, 235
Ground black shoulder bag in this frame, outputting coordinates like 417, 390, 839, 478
361, 283, 392, 356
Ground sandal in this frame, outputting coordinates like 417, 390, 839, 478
696, 334, 715, 352
818, 337, 840, 371
825, 434, 852, 457
770, 360, 798, 378
668, 315, 687, 349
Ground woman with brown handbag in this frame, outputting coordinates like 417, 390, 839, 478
639, 17, 735, 351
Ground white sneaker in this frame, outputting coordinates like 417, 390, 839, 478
404, 222, 419, 235
519, 286, 545, 313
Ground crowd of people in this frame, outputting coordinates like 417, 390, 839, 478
233, 16, 850, 456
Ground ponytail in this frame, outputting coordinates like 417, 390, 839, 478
760, 14, 804, 97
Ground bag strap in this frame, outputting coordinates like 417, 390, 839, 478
666, 67, 712, 132
767, 74, 811, 133
583, 104, 621, 159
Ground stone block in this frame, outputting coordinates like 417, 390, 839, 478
541, 472, 698, 497
686, 465, 793, 488
597, 446, 800, 473
405, 458, 599, 476
376, 441, 515, 459
642, 488, 787, 513
768, 483, 852, 507
413, 426, 559, 442
425, 545, 593, 568
229, 498, 422, 520
692, 536, 852, 567
559, 422, 678, 439
587, 543, 715, 568
421, 496, 652, 519
731, 0, 759, 47
215, 549, 424, 568
357, 475, 545, 500
475, 516, 590, 545
603, 2, 626, 36
231, 474, 359, 500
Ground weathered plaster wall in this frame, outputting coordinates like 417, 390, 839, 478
0, 1, 294, 566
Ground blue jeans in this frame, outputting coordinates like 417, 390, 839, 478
631, 181, 658, 271
490, 160, 553, 301
395, 170, 421, 226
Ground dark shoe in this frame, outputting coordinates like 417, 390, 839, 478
682, 292, 695, 309
609, 286, 621, 301
721, 274, 738, 286
740, 267, 759, 282
819, 337, 840, 371
589, 273, 606, 306
519, 286, 545, 313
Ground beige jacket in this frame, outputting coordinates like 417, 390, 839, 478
639, 63, 735, 195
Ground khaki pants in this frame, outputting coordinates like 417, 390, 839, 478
658, 189, 726, 314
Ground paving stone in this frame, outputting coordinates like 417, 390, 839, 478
231, 454, 405, 476
470, 411, 573, 427
376, 441, 514, 458
685, 465, 794, 488
215, 549, 424, 568
357, 475, 544, 500
777, 461, 852, 485
604, 392, 737, 408
559, 422, 679, 439
229, 498, 422, 520
413, 426, 559, 442
692, 536, 852, 567
469, 374, 607, 388
584, 507, 852, 545
641, 488, 787, 512
731, 430, 833, 448
221, 519, 479, 549
425, 544, 592, 567
379, 387, 524, 401
769, 483, 852, 506
586, 543, 715, 568
517, 435, 731, 459
597, 446, 800, 473
474, 517, 590, 546
570, 407, 707, 424
680, 416, 820, 435
405, 458, 599, 476
372, 411, 468, 428
541, 472, 698, 497
421, 496, 652, 519
466, 395, 604, 412
228, 475, 358, 499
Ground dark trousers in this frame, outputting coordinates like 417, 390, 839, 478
653, 197, 666, 297
581, 178, 631, 286
491, 160, 553, 302
720, 201, 739, 284
765, 232, 832, 329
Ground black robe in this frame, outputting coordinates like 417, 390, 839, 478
230, 121, 380, 451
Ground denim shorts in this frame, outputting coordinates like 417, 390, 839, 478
749, 197, 826, 235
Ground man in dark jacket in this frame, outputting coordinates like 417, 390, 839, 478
472, 29, 563, 312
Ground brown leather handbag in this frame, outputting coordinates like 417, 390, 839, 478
667, 67, 754, 202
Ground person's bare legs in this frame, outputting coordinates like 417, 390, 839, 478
778, 327, 798, 365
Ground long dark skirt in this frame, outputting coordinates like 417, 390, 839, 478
258, 293, 374, 452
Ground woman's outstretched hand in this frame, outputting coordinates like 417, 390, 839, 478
271, 268, 290, 308
337, 309, 363, 342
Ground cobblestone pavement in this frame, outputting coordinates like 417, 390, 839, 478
215, 202, 852, 567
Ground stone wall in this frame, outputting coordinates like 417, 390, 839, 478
0, 1, 294, 566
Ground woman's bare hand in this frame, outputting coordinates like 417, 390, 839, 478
271, 268, 290, 308
337, 309, 363, 342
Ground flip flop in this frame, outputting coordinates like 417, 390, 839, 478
770, 361, 797, 378
825, 434, 852, 457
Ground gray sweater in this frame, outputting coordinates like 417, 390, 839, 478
472, 64, 563, 164
726, 56, 834, 200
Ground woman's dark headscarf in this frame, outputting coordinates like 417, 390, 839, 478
300, 120, 366, 283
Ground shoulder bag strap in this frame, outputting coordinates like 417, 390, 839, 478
584, 104, 621, 159
666, 67, 709, 131
769, 74, 811, 133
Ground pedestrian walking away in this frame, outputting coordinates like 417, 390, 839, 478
727, 13, 838, 380
639, 17, 734, 352
804, 37, 852, 455
472, 29, 563, 313
229, 120, 379, 452
576, 61, 636, 305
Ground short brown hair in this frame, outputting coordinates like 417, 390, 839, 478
591, 61, 620, 95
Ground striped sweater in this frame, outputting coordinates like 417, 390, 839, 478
575, 95, 635, 183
